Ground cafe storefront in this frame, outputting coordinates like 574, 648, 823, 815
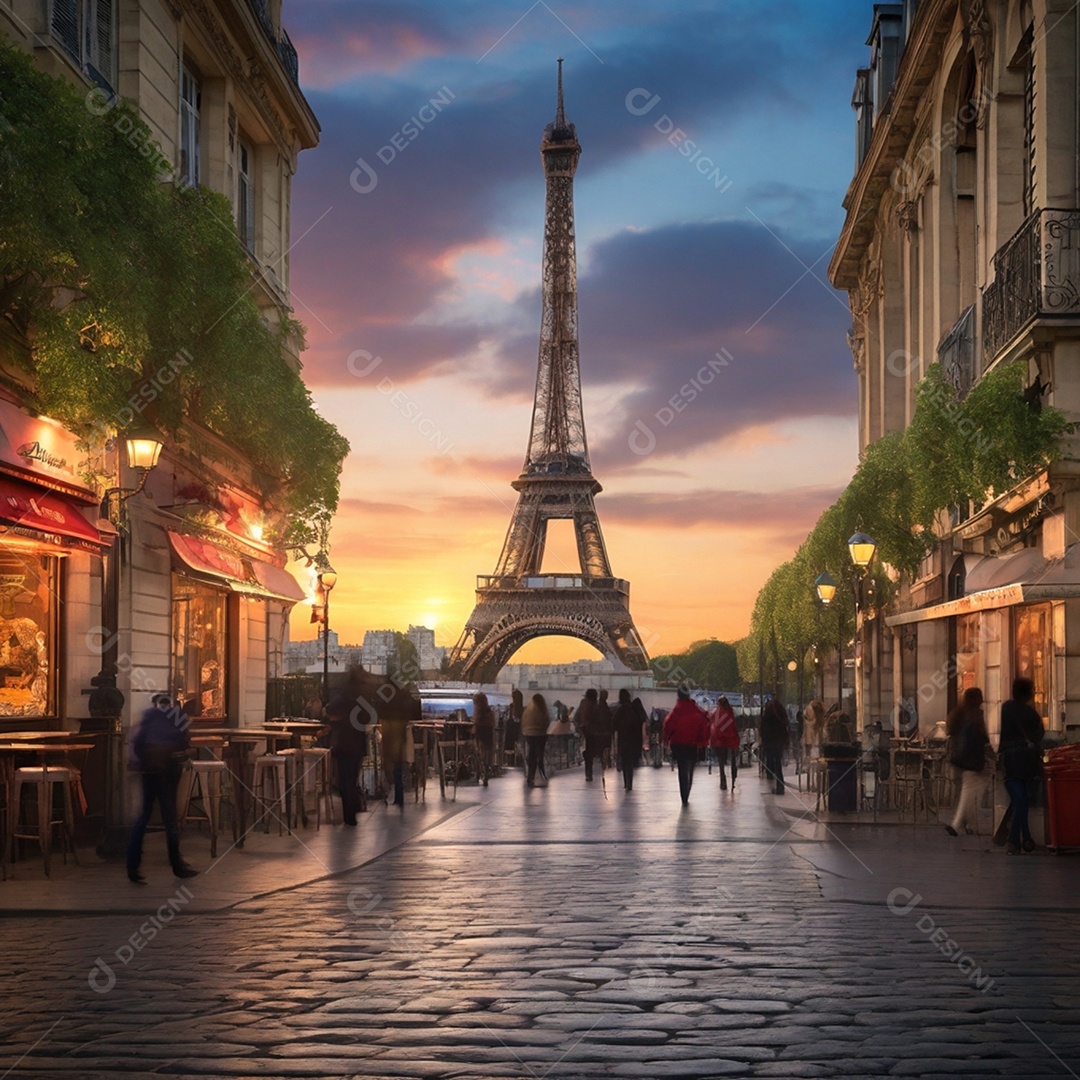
886, 546, 1080, 742
0, 398, 107, 731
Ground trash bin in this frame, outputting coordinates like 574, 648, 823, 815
1044, 746, 1080, 848
822, 747, 858, 813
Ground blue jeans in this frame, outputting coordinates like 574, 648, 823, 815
1005, 777, 1032, 846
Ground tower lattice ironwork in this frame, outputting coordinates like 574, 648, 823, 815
450, 62, 650, 684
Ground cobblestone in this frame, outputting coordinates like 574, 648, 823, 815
1, 767, 1079, 1077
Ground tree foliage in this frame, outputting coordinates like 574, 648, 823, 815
651, 639, 740, 689
0, 42, 348, 547
741, 361, 1070, 690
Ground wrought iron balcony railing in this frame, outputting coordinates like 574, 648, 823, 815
247, 0, 299, 86
983, 208, 1080, 361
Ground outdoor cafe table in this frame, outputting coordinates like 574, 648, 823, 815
0, 740, 94, 876
188, 728, 296, 846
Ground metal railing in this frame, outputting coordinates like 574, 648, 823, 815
983, 208, 1080, 361
476, 574, 629, 594
246, 0, 299, 86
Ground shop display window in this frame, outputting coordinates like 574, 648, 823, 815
0, 552, 56, 717
1014, 603, 1051, 726
172, 576, 227, 718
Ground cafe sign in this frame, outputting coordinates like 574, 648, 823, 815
0, 399, 95, 502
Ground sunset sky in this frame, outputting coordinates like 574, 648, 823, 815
284, 0, 869, 664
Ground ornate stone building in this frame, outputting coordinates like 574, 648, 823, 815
0, 2, 320, 829
831, 0, 1080, 741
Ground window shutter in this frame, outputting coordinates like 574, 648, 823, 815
50, 0, 80, 61
95, 0, 115, 86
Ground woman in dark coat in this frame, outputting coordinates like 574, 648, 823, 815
946, 686, 989, 837
472, 692, 496, 786
759, 697, 790, 795
612, 688, 645, 791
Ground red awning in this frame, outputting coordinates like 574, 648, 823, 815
0, 476, 104, 550
168, 531, 305, 604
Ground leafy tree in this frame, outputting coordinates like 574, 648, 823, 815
0, 42, 347, 545
743, 360, 1071, 693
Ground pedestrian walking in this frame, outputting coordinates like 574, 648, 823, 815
472, 691, 496, 786
999, 677, 1045, 854
612, 688, 645, 791
759, 697, 790, 795
575, 688, 612, 782
597, 689, 613, 770
326, 670, 370, 826
379, 680, 420, 809
522, 692, 549, 787
126, 694, 197, 884
662, 686, 710, 805
710, 695, 740, 791
945, 687, 990, 837
506, 687, 524, 764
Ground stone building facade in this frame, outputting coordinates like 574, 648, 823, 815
831, 0, 1080, 742
0, 2, 319, 824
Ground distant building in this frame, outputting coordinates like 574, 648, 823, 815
362, 630, 397, 675
362, 626, 447, 677
407, 625, 447, 676
284, 631, 362, 675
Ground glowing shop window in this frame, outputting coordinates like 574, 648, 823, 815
172, 577, 227, 718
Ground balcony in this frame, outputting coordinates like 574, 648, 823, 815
983, 209, 1080, 361
247, 0, 299, 85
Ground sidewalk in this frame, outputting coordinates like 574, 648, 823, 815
0, 792, 470, 916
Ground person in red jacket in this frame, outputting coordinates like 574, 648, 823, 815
662, 686, 711, 805
710, 696, 741, 791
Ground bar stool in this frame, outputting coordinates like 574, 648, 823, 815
300, 746, 335, 828
13, 766, 78, 875
181, 760, 227, 857
273, 747, 304, 828
252, 754, 288, 835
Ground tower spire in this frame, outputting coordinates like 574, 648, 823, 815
556, 57, 566, 130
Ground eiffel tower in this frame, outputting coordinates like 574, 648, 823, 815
450, 62, 650, 684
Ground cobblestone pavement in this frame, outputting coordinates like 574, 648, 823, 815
2, 764, 1079, 1079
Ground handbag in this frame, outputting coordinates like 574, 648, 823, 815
1003, 742, 1042, 780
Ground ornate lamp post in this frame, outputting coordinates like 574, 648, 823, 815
847, 532, 877, 729
90, 421, 164, 856
317, 559, 338, 704
814, 571, 839, 706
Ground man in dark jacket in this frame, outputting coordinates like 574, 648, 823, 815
662, 687, 710, 805
326, 671, 371, 826
759, 697, 791, 795
999, 677, 1045, 853
126, 694, 197, 884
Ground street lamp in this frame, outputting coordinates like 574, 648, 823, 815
90, 421, 165, 856
317, 559, 338, 704
847, 532, 877, 729
814, 571, 840, 706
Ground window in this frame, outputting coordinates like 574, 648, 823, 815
0, 553, 57, 718
179, 64, 201, 189
51, 0, 117, 91
172, 577, 227, 718
237, 139, 255, 253
1014, 604, 1050, 726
